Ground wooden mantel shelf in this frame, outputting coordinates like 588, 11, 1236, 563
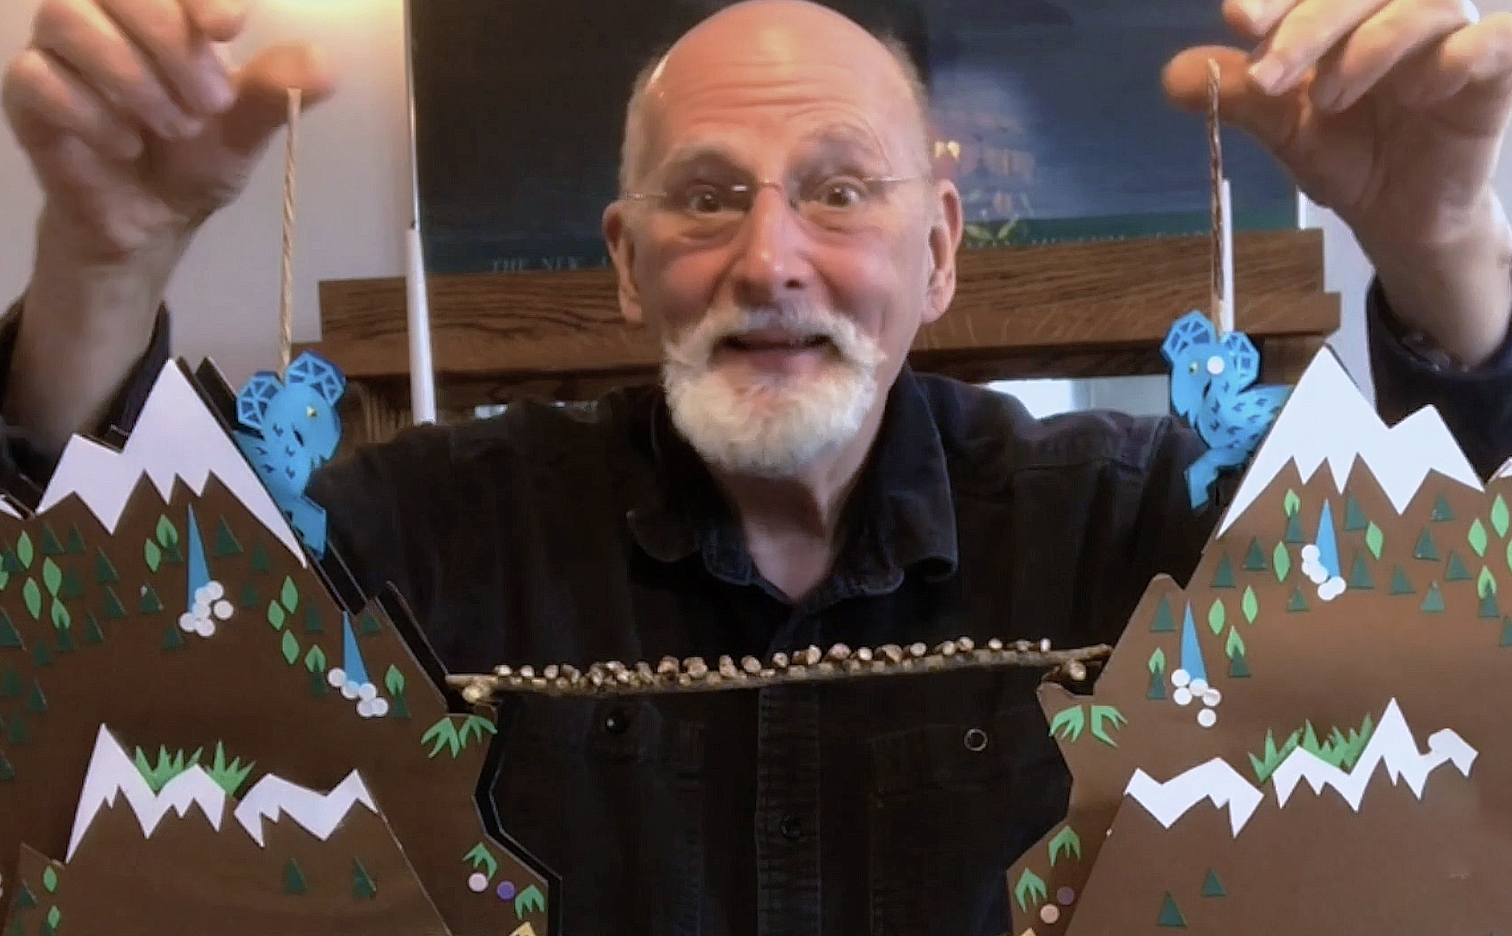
306, 228, 1338, 413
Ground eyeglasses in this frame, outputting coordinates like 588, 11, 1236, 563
618, 174, 926, 238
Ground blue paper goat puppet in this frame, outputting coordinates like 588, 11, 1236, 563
1161, 310, 1290, 510
232, 350, 347, 556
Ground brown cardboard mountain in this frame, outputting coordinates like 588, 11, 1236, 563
0, 360, 551, 935
1005, 349, 1512, 934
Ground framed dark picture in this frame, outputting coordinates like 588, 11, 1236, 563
408, 0, 1299, 276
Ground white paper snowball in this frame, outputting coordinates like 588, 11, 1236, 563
1171, 669, 1191, 688
327, 667, 347, 688
204, 581, 225, 600
1173, 687, 1193, 706
468, 873, 489, 893
1197, 708, 1217, 728
213, 599, 233, 620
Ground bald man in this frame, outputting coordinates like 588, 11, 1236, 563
7, 0, 1512, 931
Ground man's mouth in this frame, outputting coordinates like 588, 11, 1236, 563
719, 331, 833, 353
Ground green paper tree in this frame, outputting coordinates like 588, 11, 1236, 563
1446, 552, 1472, 582
1284, 512, 1305, 544
161, 625, 184, 651
26, 680, 45, 714
94, 547, 118, 585
54, 629, 74, 654
1151, 596, 1176, 633
1482, 591, 1501, 619
7, 713, 28, 745
1228, 651, 1251, 678
58, 569, 84, 601
1416, 528, 1439, 561
240, 583, 261, 610
101, 586, 126, 621
0, 611, 21, 648
1243, 538, 1268, 571
1158, 891, 1187, 927
1202, 868, 1226, 898
0, 752, 14, 781
213, 517, 243, 557
12, 882, 34, 909
139, 585, 163, 615
38, 525, 63, 556
352, 859, 377, 899
1389, 566, 1415, 595
357, 611, 383, 638
1211, 555, 1235, 588
1422, 582, 1446, 613
1432, 495, 1454, 521
82, 614, 105, 645
283, 859, 307, 895
1502, 619, 1512, 647
1288, 586, 1309, 612
1344, 496, 1367, 531
31, 639, 51, 668
64, 525, 85, 554
303, 604, 323, 635
250, 543, 271, 574
1347, 553, 1373, 589
0, 664, 22, 697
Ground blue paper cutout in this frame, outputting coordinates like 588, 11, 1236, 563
341, 612, 370, 687
185, 503, 210, 607
1178, 602, 1207, 684
232, 351, 347, 556
1161, 311, 1291, 510
1316, 500, 1341, 579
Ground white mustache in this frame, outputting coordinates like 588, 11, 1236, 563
663, 306, 885, 372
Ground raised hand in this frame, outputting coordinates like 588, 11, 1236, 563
2, 0, 334, 261
1164, 0, 1512, 363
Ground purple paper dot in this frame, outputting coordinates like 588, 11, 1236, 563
496, 880, 517, 901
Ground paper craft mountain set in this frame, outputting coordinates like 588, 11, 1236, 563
0, 358, 552, 936
1005, 346, 1512, 934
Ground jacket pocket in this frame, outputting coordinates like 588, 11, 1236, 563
866, 701, 1071, 936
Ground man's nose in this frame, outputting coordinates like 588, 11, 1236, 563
728, 185, 811, 307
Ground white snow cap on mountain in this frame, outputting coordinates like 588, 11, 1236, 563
67, 725, 228, 861
1217, 350, 1481, 537
1124, 697, 1475, 835
67, 724, 382, 855
234, 770, 378, 847
35, 360, 304, 562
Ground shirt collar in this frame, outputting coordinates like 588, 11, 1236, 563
625, 365, 960, 590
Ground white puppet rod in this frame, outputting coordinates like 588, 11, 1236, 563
1207, 59, 1235, 337
402, 0, 438, 425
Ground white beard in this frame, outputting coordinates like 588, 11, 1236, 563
661, 305, 886, 478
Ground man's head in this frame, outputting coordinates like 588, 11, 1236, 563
603, 0, 962, 478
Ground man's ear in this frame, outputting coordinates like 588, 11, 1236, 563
603, 201, 644, 326
923, 179, 963, 325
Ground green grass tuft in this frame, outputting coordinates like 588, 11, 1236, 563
1247, 713, 1375, 784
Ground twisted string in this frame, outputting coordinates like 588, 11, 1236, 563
279, 88, 301, 372
1207, 58, 1225, 334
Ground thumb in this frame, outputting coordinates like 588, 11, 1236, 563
1163, 45, 1298, 157
217, 42, 337, 159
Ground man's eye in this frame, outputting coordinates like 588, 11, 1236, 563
680, 184, 732, 214
815, 179, 866, 208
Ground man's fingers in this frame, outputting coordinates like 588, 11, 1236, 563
1248, 0, 1392, 93
182, 0, 251, 43
1222, 0, 1300, 40
2, 47, 144, 161
217, 41, 334, 158
1395, 13, 1512, 109
30, 0, 200, 140
1309, 0, 1477, 112
1164, 45, 1300, 156
97, 0, 235, 116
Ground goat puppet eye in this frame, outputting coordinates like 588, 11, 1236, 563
1206, 357, 1226, 375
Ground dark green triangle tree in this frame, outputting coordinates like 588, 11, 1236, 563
1432, 495, 1454, 521
1348, 553, 1373, 589
0, 610, 22, 648
1151, 596, 1175, 633
352, 859, 378, 899
213, 517, 243, 558
101, 586, 126, 620
1422, 582, 1446, 613
1202, 868, 1226, 898
1415, 528, 1439, 561
1446, 552, 1472, 581
1243, 538, 1268, 571
1211, 555, 1235, 588
283, 859, 307, 895
1288, 586, 1309, 612
1345, 496, 1367, 531
1158, 891, 1187, 927
0, 751, 14, 781
94, 547, 118, 584
64, 525, 85, 554
1390, 566, 1414, 595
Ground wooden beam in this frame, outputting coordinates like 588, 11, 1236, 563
307, 229, 1337, 400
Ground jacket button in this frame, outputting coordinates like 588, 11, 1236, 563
603, 707, 628, 734
779, 815, 803, 840
963, 727, 989, 752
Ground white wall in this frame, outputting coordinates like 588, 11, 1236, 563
0, 0, 412, 387
2, 2, 1508, 394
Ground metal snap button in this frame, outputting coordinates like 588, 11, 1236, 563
779, 815, 803, 840
963, 727, 989, 752
603, 706, 628, 734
